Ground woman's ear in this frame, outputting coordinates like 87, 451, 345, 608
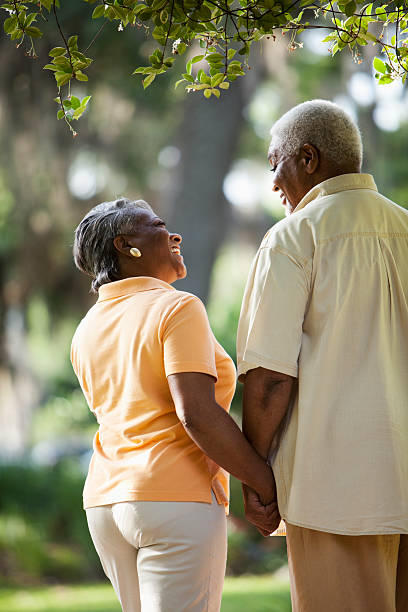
301, 143, 319, 175
113, 235, 130, 255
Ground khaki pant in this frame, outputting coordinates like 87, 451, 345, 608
86, 493, 227, 612
286, 523, 408, 612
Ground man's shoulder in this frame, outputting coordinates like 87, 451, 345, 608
260, 211, 316, 259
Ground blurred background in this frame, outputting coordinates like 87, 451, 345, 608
0, 4, 407, 611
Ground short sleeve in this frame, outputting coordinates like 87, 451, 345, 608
237, 246, 311, 379
162, 295, 217, 379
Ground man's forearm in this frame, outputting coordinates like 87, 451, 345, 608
242, 367, 295, 460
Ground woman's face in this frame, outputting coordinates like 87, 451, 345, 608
122, 209, 187, 284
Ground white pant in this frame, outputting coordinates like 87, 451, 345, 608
86, 493, 227, 612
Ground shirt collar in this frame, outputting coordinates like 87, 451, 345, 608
294, 173, 378, 213
97, 276, 175, 301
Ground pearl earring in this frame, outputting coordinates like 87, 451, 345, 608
130, 247, 142, 258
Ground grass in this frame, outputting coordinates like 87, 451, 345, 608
0, 573, 291, 612
222, 574, 291, 612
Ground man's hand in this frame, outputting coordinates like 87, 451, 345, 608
242, 484, 281, 536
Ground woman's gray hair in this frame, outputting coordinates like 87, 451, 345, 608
73, 197, 152, 293
269, 99, 363, 170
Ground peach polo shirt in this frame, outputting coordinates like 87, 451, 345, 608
237, 173, 408, 535
71, 276, 236, 511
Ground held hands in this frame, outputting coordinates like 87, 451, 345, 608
242, 469, 281, 536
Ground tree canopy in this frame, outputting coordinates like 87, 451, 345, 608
2, 0, 408, 132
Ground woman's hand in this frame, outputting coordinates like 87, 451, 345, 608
256, 465, 277, 506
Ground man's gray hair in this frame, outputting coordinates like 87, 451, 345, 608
269, 99, 363, 170
73, 197, 152, 293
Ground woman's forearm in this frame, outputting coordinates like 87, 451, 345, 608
167, 372, 275, 503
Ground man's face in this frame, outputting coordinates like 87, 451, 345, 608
268, 141, 309, 215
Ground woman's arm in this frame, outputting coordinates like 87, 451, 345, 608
167, 371, 275, 504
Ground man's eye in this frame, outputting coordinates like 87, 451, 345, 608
270, 167, 277, 173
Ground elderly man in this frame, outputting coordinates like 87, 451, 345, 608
237, 99, 408, 612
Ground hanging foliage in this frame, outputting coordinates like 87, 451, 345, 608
2, 0, 407, 131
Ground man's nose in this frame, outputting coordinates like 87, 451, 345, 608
170, 233, 182, 244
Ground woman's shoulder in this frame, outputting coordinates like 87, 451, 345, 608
162, 289, 207, 320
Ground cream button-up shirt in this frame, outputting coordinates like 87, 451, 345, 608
237, 173, 408, 535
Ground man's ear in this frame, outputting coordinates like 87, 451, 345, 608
301, 143, 319, 175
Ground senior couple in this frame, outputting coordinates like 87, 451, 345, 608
71, 100, 408, 612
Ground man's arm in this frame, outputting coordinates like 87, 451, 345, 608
242, 366, 295, 533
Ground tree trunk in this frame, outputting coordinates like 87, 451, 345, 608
164, 83, 245, 302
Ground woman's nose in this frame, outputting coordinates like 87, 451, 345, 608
171, 233, 182, 244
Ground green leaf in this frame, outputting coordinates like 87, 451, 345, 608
57, 109, 65, 120
191, 54, 204, 63
211, 73, 224, 87
363, 31, 377, 43
75, 72, 88, 82
344, 1, 356, 17
68, 36, 79, 50
43, 64, 58, 71
49, 47, 66, 57
53, 56, 72, 69
375, 6, 387, 21
182, 73, 194, 83
191, 83, 210, 90
152, 28, 166, 44
204, 88, 212, 98
227, 48, 236, 59
132, 66, 149, 74
378, 75, 393, 84
174, 79, 185, 89
138, 7, 153, 20
199, 71, 211, 84
81, 95, 92, 107
73, 107, 86, 120
186, 59, 192, 75
228, 63, 244, 74
219, 81, 230, 89
72, 51, 92, 65
63, 99, 72, 108
25, 26, 43, 38
55, 72, 71, 87
92, 5, 105, 18
143, 73, 156, 89
238, 44, 249, 55
206, 52, 224, 63
211, 88, 220, 98
373, 56, 386, 74
4, 15, 17, 34
10, 29, 24, 41
24, 13, 37, 27
321, 33, 336, 42
70, 96, 81, 110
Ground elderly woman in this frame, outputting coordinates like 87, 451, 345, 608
70, 198, 277, 612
